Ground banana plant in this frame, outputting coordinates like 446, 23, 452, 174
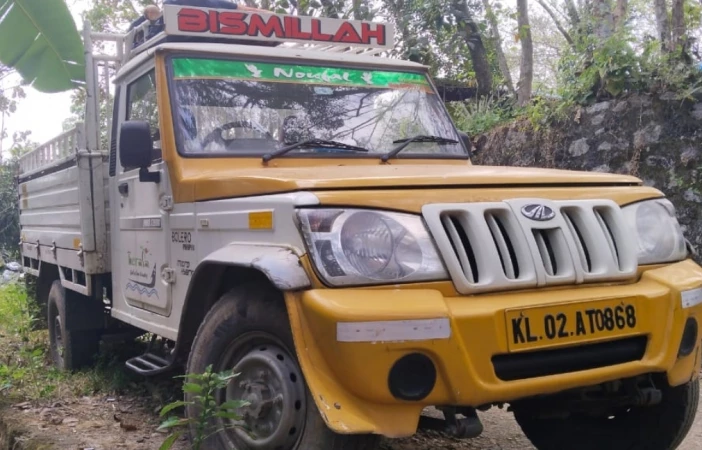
0, 0, 85, 93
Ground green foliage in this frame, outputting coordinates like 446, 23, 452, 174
555, 23, 702, 107
0, 282, 59, 400
0, 0, 85, 93
0, 161, 19, 254
449, 95, 515, 135
158, 365, 250, 450
556, 27, 639, 104
0, 284, 162, 402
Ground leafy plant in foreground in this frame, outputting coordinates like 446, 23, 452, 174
158, 365, 250, 450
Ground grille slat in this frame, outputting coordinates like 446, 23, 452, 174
533, 229, 557, 276
441, 215, 478, 283
594, 208, 621, 271
563, 211, 592, 272
486, 213, 519, 279
422, 199, 638, 295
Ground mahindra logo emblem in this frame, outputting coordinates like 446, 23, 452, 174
521, 204, 556, 221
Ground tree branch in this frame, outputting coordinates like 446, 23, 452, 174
535, 0, 574, 46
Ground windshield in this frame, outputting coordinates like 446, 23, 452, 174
168, 57, 465, 158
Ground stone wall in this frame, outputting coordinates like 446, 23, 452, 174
473, 94, 702, 256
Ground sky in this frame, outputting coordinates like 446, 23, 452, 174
0, 0, 89, 152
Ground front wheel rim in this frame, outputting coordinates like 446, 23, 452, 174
217, 333, 307, 450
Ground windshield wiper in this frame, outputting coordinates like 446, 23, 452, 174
380, 135, 460, 162
262, 138, 369, 162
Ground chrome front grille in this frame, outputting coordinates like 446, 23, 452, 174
423, 199, 638, 294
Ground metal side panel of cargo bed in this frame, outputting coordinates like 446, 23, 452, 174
18, 124, 110, 296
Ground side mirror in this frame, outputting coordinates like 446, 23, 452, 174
458, 131, 474, 156
119, 121, 160, 183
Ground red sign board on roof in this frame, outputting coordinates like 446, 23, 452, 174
162, 5, 395, 50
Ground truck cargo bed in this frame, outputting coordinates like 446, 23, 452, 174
18, 124, 110, 294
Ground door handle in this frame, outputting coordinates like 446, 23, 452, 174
118, 182, 129, 196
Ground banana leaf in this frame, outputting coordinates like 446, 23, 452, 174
0, 0, 85, 93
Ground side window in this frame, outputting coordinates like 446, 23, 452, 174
126, 70, 161, 167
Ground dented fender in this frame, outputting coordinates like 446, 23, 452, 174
198, 244, 311, 290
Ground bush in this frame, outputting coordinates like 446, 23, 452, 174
449, 94, 515, 136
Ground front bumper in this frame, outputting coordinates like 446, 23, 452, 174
286, 259, 702, 437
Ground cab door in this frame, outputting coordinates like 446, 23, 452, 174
112, 67, 173, 317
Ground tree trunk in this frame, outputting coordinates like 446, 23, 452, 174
517, 0, 533, 106
451, 0, 493, 96
654, 0, 672, 51
613, 0, 628, 28
564, 0, 581, 25
535, 0, 574, 46
590, 0, 614, 40
481, 0, 515, 94
671, 0, 686, 52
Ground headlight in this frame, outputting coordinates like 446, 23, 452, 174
296, 209, 448, 286
622, 198, 687, 265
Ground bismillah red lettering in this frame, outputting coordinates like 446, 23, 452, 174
176, 9, 386, 46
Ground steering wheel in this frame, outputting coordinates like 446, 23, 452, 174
201, 120, 274, 148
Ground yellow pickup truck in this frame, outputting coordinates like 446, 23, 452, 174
17, 3, 701, 450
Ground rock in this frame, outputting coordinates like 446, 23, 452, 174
684, 189, 702, 203
681, 148, 699, 166
591, 114, 606, 126
634, 124, 662, 148
586, 101, 611, 114
595, 128, 606, 136
660, 91, 677, 101
592, 164, 611, 173
13, 402, 31, 410
692, 103, 702, 120
612, 101, 628, 113
628, 94, 652, 108
598, 142, 613, 151
568, 138, 590, 156
645, 155, 673, 169
62, 417, 79, 425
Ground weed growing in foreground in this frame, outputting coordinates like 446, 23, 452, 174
158, 365, 250, 450
0, 283, 172, 402
0, 282, 60, 399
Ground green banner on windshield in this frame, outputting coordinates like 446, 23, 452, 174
172, 58, 429, 89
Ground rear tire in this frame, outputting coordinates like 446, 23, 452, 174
47, 281, 101, 371
514, 379, 699, 450
185, 284, 380, 450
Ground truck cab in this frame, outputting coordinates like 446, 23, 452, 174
17, 3, 702, 450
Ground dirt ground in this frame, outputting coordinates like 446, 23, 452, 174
2, 386, 700, 450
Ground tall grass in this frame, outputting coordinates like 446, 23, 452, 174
0, 283, 178, 403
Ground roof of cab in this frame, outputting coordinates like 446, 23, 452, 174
115, 42, 428, 82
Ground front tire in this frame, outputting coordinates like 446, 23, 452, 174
47, 281, 101, 371
185, 284, 380, 450
514, 379, 699, 450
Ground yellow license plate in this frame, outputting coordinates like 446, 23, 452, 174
505, 299, 640, 352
